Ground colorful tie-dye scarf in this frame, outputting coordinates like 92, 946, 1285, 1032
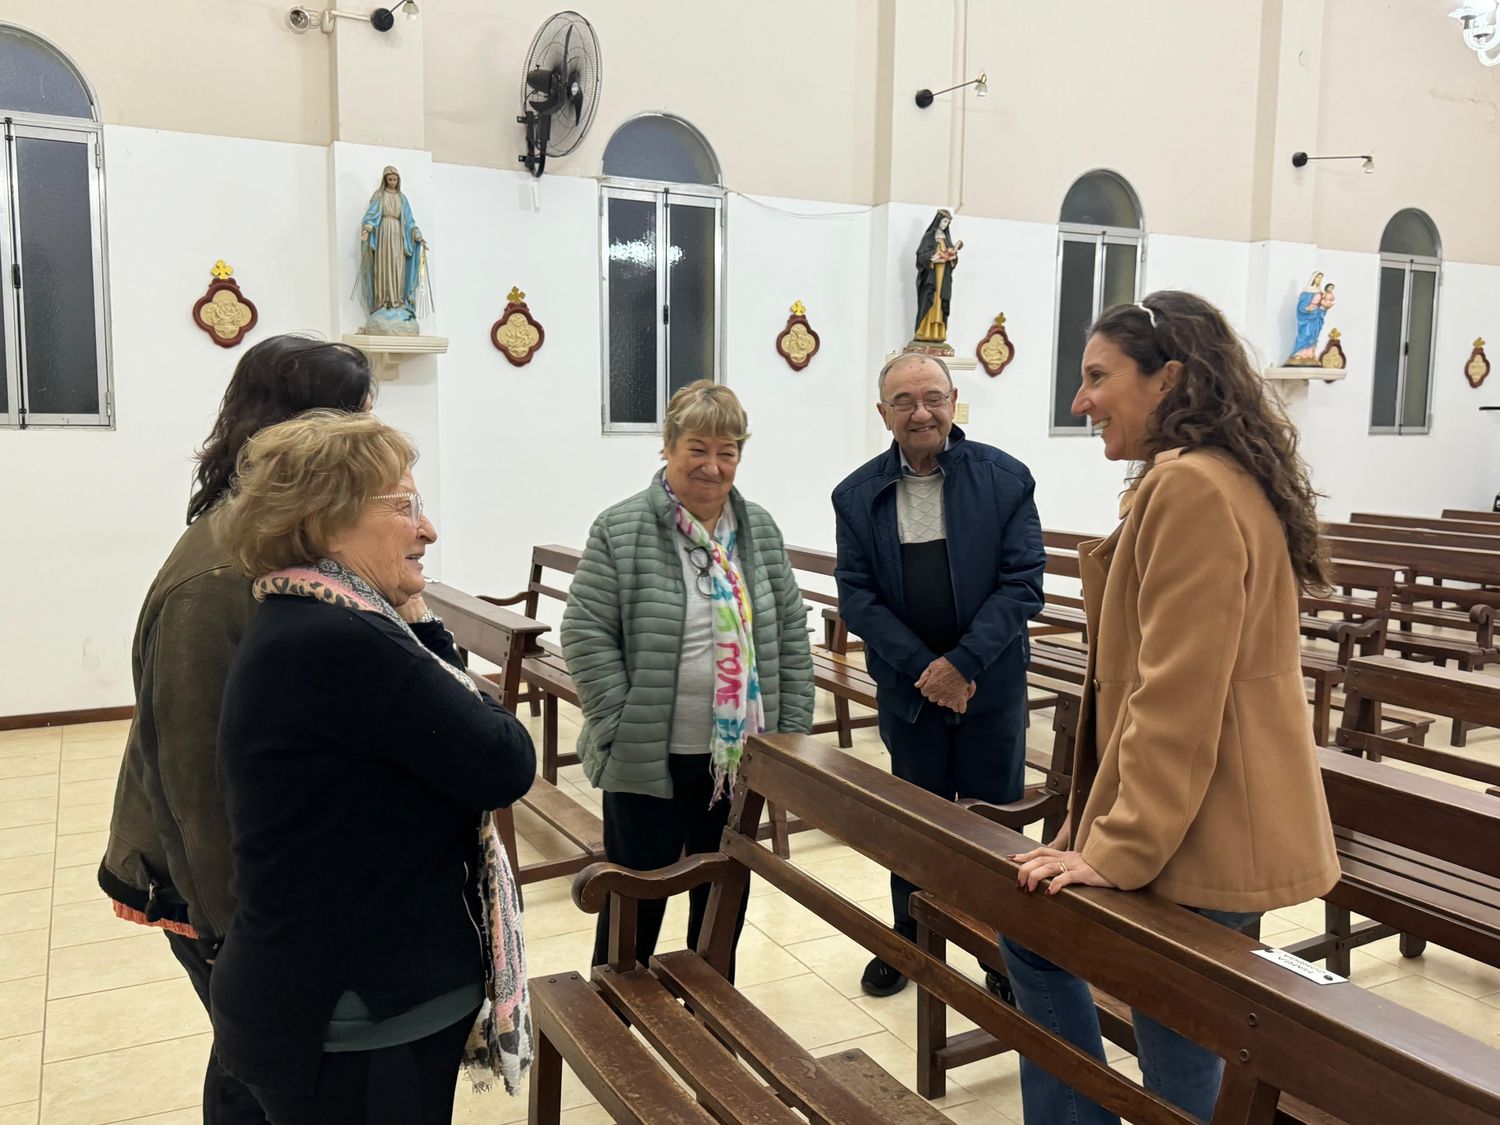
662, 482, 765, 801
254, 559, 532, 1095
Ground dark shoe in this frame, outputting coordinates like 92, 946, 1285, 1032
984, 969, 1016, 1006
860, 956, 907, 997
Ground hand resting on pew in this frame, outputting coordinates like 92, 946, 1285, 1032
1009, 845, 1114, 893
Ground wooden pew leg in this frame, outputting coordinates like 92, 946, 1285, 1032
542, 693, 560, 784
493, 807, 523, 909
527, 1020, 564, 1123
767, 803, 791, 859
1451, 717, 1470, 749
833, 696, 854, 749
1324, 902, 1352, 978
1399, 932, 1428, 960
1311, 684, 1332, 747
915, 921, 949, 1100
1211, 1068, 1279, 1124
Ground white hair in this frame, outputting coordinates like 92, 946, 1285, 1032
877, 352, 953, 398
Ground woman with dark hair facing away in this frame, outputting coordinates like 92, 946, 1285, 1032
1000, 291, 1340, 1123
99, 336, 375, 1124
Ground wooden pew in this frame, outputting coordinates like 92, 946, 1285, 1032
530, 732, 1500, 1125
1324, 520, 1500, 553
1442, 508, 1500, 524
423, 580, 605, 892
1351, 512, 1500, 536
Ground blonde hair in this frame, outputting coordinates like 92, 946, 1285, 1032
217, 409, 417, 578
662, 379, 750, 450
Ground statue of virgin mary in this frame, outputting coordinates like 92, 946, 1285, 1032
357, 166, 433, 336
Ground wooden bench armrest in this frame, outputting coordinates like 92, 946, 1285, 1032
477, 591, 530, 608
959, 793, 1066, 832
572, 853, 734, 913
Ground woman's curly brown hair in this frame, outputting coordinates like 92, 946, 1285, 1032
1090, 290, 1331, 592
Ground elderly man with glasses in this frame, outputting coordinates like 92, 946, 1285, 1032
832, 351, 1045, 998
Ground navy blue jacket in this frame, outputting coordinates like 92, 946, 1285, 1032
831, 426, 1045, 722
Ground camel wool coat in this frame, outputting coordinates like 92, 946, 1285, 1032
1070, 447, 1340, 912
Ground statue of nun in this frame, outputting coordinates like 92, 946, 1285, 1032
911, 209, 963, 350
357, 166, 433, 336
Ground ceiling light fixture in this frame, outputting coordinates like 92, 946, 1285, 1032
1451, 1, 1500, 66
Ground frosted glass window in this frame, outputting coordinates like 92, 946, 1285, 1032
1370, 210, 1439, 435
0, 27, 94, 120
603, 115, 720, 185
1053, 171, 1143, 433
1379, 209, 1440, 259
0, 28, 111, 428
1060, 171, 1141, 229
600, 116, 722, 433
606, 197, 658, 425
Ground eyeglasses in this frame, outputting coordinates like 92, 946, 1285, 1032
373, 490, 424, 527
882, 393, 953, 415
686, 545, 715, 598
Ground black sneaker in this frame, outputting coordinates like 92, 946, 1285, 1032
984, 968, 1015, 1006
860, 956, 907, 997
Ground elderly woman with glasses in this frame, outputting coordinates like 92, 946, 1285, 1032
561, 379, 815, 977
210, 411, 536, 1123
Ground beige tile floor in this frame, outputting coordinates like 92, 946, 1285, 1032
2, 690, 1499, 1123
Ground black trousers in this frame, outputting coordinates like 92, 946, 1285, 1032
592, 753, 750, 979
164, 930, 273, 1125
879, 698, 1026, 940
248, 1008, 478, 1125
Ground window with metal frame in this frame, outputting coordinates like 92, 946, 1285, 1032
1051, 170, 1144, 433
1370, 208, 1440, 435
599, 114, 723, 434
0, 24, 112, 429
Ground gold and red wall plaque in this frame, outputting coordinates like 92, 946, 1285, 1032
491, 287, 545, 367
1466, 338, 1491, 389
1317, 328, 1347, 371
976, 312, 1016, 377
192, 260, 258, 348
776, 300, 820, 371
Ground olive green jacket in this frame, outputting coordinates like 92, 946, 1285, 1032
98, 509, 255, 946
561, 473, 815, 798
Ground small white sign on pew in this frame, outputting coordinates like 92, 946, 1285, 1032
1251, 947, 1347, 986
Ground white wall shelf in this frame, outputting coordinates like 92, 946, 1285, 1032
342, 334, 449, 380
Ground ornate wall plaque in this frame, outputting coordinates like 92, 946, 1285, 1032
192, 260, 258, 348
776, 300, 820, 371
1466, 338, 1491, 389
1317, 328, 1347, 371
491, 286, 545, 367
976, 312, 1016, 377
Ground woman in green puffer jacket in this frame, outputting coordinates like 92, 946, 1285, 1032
561, 379, 815, 976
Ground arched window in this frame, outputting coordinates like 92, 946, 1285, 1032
600, 114, 723, 433
0, 24, 111, 428
1370, 209, 1440, 434
1051, 170, 1144, 432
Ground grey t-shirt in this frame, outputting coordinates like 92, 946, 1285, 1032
670, 507, 737, 755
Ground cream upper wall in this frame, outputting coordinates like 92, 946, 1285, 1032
1313, 0, 1500, 262
9, 1, 1500, 259
420, 0, 881, 202
2, 1, 334, 146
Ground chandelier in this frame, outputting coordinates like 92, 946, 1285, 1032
1451, 1, 1500, 65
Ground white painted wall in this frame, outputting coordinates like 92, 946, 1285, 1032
0, 126, 332, 715
5, 129, 1498, 717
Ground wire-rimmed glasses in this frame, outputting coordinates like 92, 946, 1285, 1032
881, 393, 953, 415
374, 490, 424, 527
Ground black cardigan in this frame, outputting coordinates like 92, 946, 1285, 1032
208, 596, 535, 1093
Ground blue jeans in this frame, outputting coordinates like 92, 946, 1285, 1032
1000, 908, 1261, 1125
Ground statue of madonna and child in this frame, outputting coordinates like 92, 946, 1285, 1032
356, 165, 434, 336
1284, 271, 1336, 365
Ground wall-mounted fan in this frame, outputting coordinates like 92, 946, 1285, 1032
517, 11, 602, 178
